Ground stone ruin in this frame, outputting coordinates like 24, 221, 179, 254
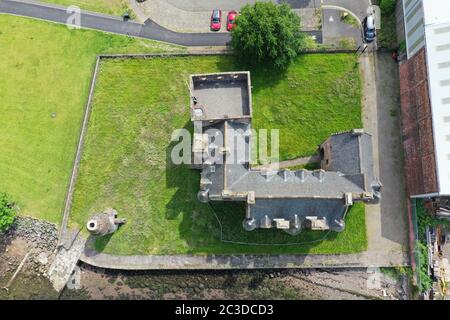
86, 208, 126, 237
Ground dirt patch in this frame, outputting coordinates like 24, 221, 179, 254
60, 264, 409, 300
0, 237, 58, 300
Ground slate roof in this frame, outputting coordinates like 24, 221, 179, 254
190, 72, 380, 235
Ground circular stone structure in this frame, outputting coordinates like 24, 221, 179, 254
331, 219, 346, 233
242, 218, 257, 231
197, 189, 210, 203
86, 208, 126, 237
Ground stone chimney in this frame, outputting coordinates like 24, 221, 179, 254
86, 208, 125, 237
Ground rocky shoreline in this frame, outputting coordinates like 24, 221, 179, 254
1, 216, 58, 252
1, 216, 59, 279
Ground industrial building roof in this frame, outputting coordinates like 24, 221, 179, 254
422, 0, 450, 195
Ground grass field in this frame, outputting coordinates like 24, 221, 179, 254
41, 0, 131, 17
0, 15, 182, 223
70, 55, 366, 255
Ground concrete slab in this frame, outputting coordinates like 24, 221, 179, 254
360, 52, 409, 266
166, 0, 274, 12
192, 73, 251, 120
137, 0, 321, 34
322, 8, 363, 47
48, 235, 86, 292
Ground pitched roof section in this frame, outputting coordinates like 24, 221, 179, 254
190, 72, 380, 234
422, 0, 450, 195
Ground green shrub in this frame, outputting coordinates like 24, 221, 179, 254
415, 200, 448, 293
398, 40, 406, 54
380, 0, 396, 15
0, 192, 16, 233
231, 2, 306, 70
416, 241, 433, 293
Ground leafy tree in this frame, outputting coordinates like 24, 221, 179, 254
231, 2, 306, 70
379, 0, 396, 15
0, 192, 16, 233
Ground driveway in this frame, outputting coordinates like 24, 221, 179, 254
134, 0, 370, 46
135, 0, 322, 34
360, 52, 409, 266
321, 0, 371, 47
322, 9, 363, 47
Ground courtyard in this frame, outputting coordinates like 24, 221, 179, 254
69, 54, 366, 255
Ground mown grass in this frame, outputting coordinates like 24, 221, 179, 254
0, 15, 182, 223
252, 53, 362, 159
70, 55, 366, 255
41, 0, 131, 17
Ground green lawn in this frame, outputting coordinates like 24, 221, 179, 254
0, 15, 182, 223
41, 0, 131, 17
252, 53, 362, 159
70, 55, 366, 255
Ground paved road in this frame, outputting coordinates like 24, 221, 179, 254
0, 0, 322, 45
0, 0, 231, 46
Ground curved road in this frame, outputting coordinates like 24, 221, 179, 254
0, 0, 322, 46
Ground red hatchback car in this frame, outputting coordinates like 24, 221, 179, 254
210, 9, 222, 31
227, 11, 237, 31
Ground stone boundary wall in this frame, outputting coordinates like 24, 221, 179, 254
57, 57, 101, 246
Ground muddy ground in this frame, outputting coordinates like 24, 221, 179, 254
1, 232, 410, 300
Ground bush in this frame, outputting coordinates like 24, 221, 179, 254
415, 200, 449, 294
231, 2, 306, 70
380, 0, 396, 15
0, 192, 16, 233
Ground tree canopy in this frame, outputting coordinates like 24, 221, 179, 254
231, 2, 306, 69
0, 192, 16, 233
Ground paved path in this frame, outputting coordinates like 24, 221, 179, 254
322, 8, 363, 47
48, 235, 86, 292
81, 247, 406, 270
360, 52, 409, 266
0, 0, 230, 46
321, 0, 371, 47
0, 0, 322, 45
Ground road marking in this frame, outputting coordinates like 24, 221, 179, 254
329, 15, 334, 22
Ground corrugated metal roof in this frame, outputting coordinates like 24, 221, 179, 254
423, 0, 450, 195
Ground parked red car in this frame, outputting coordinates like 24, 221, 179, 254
227, 10, 237, 31
210, 9, 222, 31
